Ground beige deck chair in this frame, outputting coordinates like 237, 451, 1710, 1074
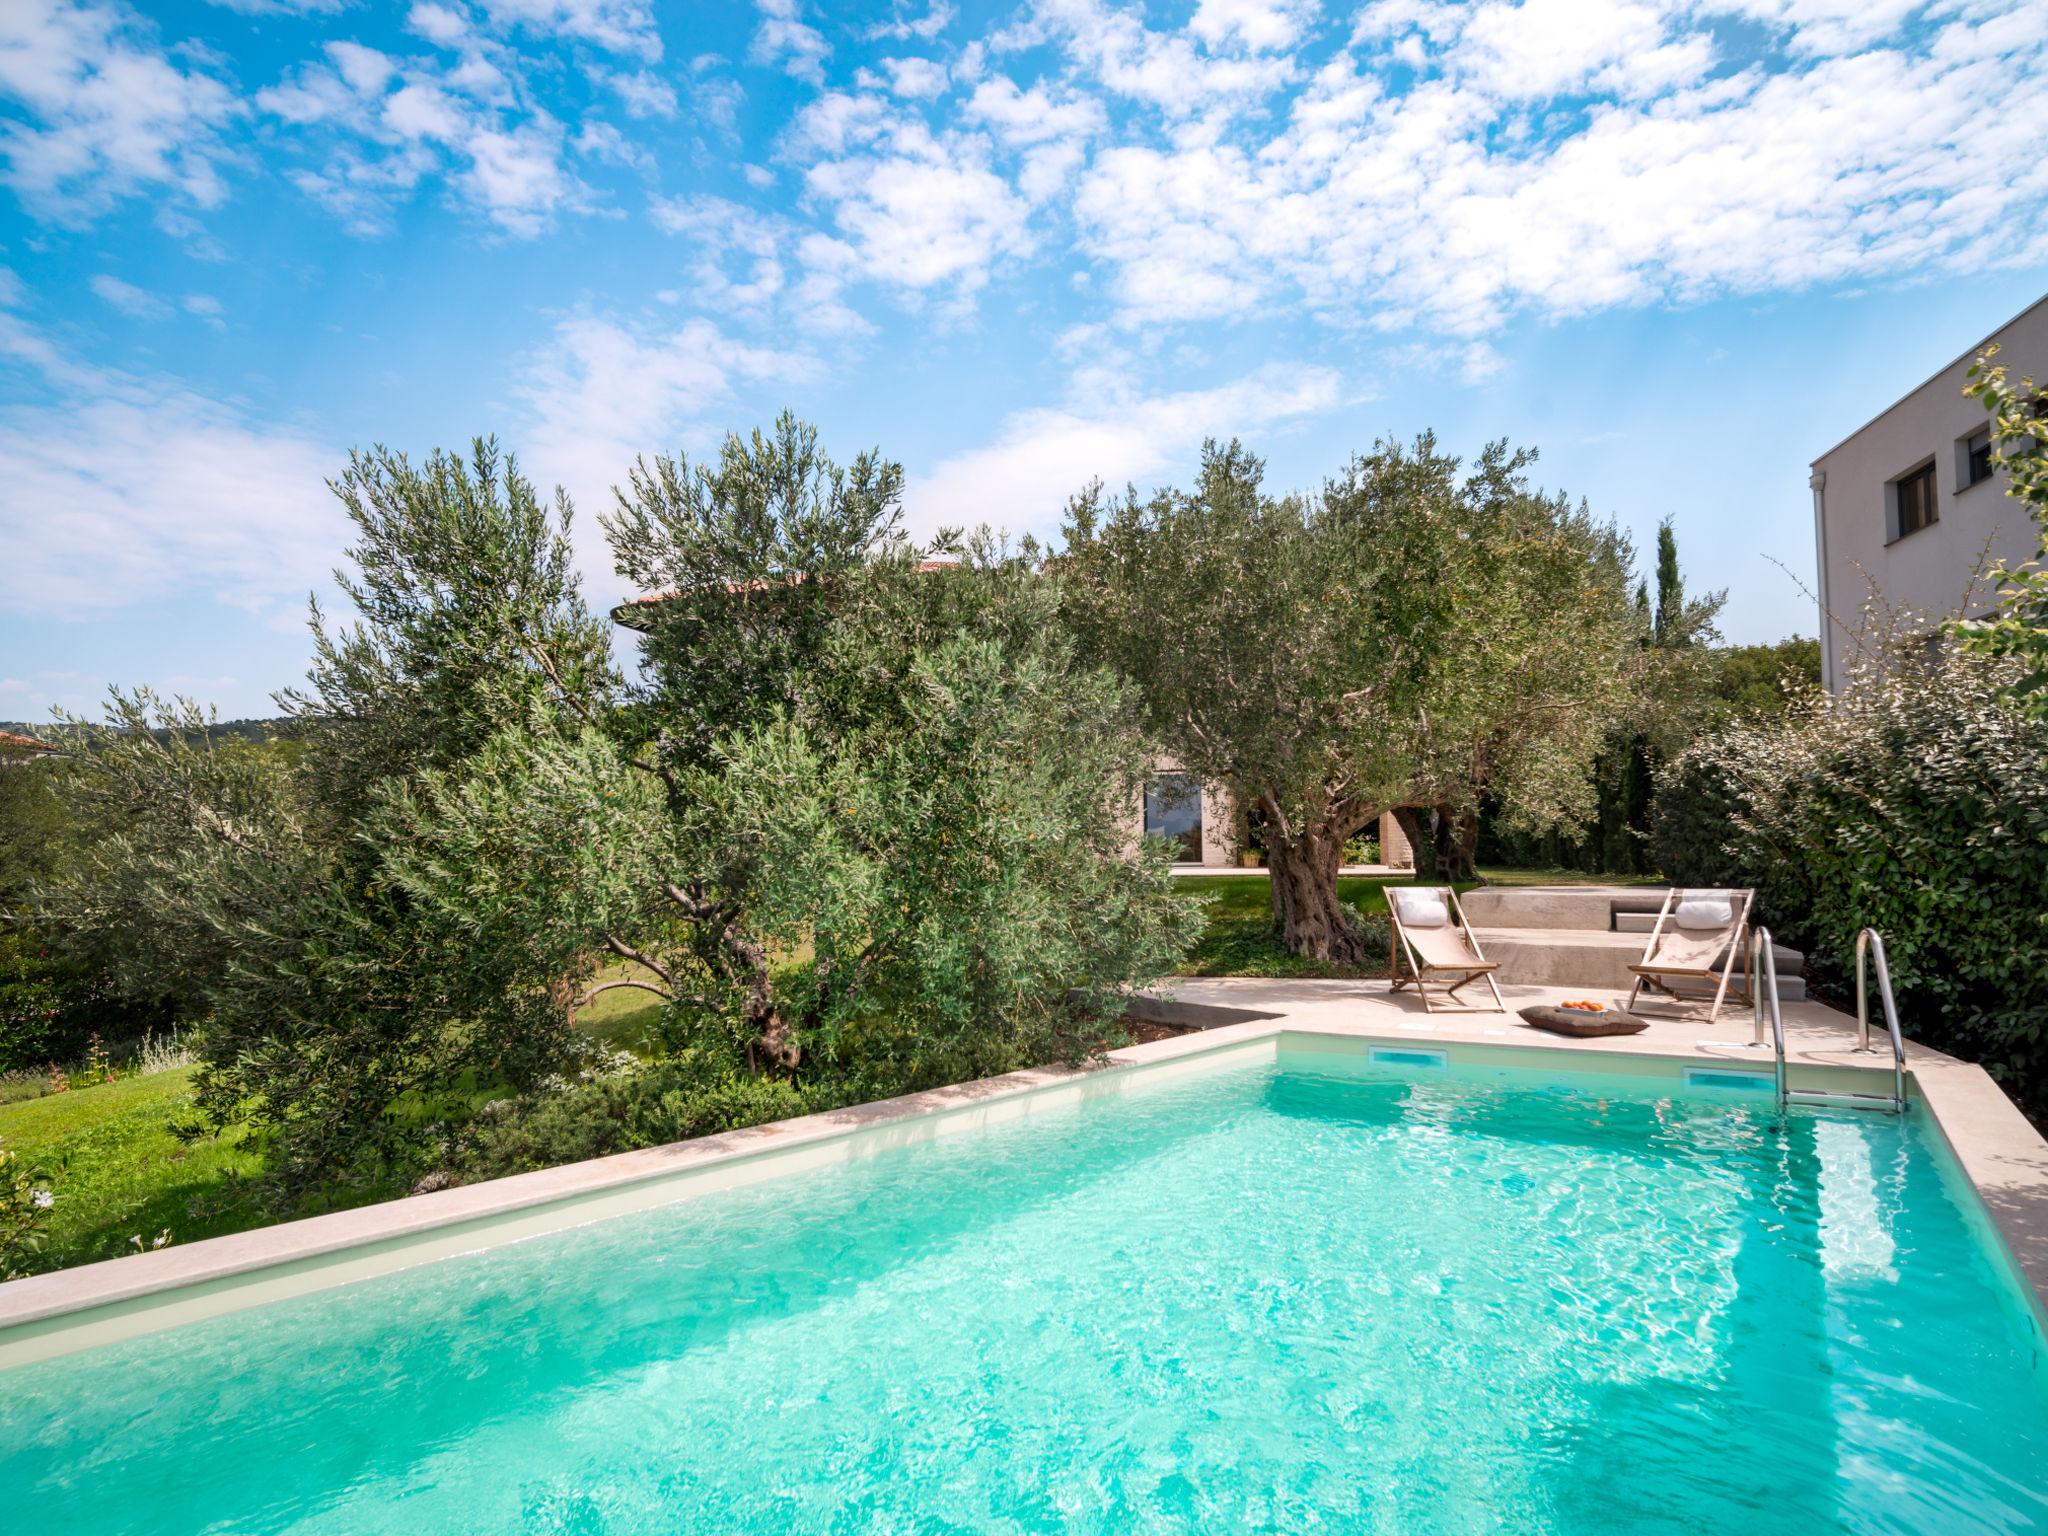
1625, 887, 1755, 1023
1387, 886, 1506, 1014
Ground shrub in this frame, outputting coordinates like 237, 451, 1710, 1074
454, 1053, 821, 1183
0, 929, 145, 1074
1648, 643, 2048, 1097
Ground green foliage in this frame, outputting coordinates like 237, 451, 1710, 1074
1648, 641, 2048, 1093
23, 419, 1197, 1219
604, 411, 910, 772
1951, 350, 2048, 709
0, 930, 115, 1073
1063, 433, 1645, 954
456, 1053, 821, 1182
283, 439, 617, 836
1179, 876, 1396, 979
1710, 637, 1822, 716
689, 611, 1202, 1087
38, 443, 619, 1195
571, 422, 1202, 1082
0, 757, 161, 1071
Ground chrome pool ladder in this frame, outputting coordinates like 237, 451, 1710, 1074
1852, 927, 1908, 1114
1749, 926, 1907, 1116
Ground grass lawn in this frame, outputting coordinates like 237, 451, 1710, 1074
0, 1066, 267, 1272
576, 972, 669, 1056
1177, 873, 1411, 978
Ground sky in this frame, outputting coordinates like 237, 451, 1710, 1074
2, 0, 2046, 722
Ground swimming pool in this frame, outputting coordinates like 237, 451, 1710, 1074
4, 1049, 2044, 1534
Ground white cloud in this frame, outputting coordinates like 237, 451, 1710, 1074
994, 0, 1300, 118
868, 3, 954, 43
476, 0, 662, 61
908, 362, 1345, 537
406, 3, 471, 47
790, 93, 1037, 296
607, 67, 679, 119
751, 0, 830, 86
0, 0, 240, 223
463, 121, 576, 235
183, 293, 226, 329
651, 194, 869, 333
257, 38, 590, 236
384, 80, 466, 141
1189, 0, 1321, 53
327, 40, 399, 98
90, 273, 171, 320
963, 77, 1104, 146
1718, 0, 1925, 57
1062, 0, 2048, 334
877, 56, 949, 98
0, 306, 345, 622
1451, 0, 1707, 101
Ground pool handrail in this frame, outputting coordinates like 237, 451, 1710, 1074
1748, 926, 1788, 1113
1854, 927, 1908, 1112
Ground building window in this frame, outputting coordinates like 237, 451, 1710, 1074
1890, 462, 1937, 541
1144, 773, 1204, 863
1961, 428, 1993, 489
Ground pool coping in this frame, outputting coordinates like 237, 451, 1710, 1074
4, 988, 2046, 1369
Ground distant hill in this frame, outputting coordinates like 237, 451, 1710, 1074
0, 718, 293, 745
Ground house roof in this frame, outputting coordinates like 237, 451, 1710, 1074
0, 729, 57, 755
610, 559, 961, 631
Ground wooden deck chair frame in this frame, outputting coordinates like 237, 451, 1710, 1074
1387, 886, 1507, 1014
1624, 887, 1755, 1024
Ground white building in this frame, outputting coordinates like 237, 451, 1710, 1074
1810, 293, 2047, 692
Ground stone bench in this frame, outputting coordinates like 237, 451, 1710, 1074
1453, 884, 1805, 999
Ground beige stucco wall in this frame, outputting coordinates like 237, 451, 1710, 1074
1812, 293, 2048, 692
1378, 810, 1413, 868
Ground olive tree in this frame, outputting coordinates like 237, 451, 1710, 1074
1061, 434, 1643, 961
582, 416, 1199, 1079
40, 442, 620, 1191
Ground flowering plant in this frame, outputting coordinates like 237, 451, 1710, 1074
1, 1136, 54, 1280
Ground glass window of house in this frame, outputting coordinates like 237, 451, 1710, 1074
1143, 773, 1204, 863
1894, 462, 1937, 538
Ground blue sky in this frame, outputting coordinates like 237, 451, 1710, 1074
2, 0, 2045, 721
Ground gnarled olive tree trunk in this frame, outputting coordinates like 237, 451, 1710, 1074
1260, 795, 1378, 964
1391, 804, 1478, 883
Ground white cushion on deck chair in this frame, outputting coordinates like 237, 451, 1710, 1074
1673, 894, 1734, 930
1392, 888, 1450, 928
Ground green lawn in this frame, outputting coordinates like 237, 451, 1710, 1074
1176, 873, 1414, 978
576, 972, 669, 1055
0, 1066, 267, 1271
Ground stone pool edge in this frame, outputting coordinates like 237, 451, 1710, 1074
4, 1001, 2045, 1369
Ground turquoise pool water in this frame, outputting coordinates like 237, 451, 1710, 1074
4, 1053, 2047, 1534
